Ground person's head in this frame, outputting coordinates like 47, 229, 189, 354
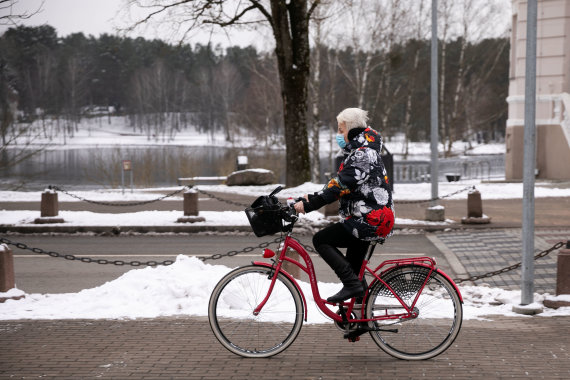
336, 108, 369, 143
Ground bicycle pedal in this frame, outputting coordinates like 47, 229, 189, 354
343, 327, 368, 341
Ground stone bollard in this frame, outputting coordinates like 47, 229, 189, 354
544, 241, 570, 309
462, 189, 490, 224
467, 190, 482, 217
425, 205, 445, 222
177, 189, 205, 223
283, 249, 301, 280
555, 243, 570, 295
0, 244, 25, 303
183, 190, 199, 216
0, 244, 15, 292
35, 189, 64, 224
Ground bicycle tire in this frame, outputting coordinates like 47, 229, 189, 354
365, 264, 463, 360
208, 265, 304, 358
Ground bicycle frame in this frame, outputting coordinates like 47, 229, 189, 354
252, 232, 463, 324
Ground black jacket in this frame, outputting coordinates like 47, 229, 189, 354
304, 127, 395, 241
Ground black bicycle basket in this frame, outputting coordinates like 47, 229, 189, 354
245, 195, 285, 237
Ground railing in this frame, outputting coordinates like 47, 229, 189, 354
394, 157, 503, 183
393, 161, 430, 183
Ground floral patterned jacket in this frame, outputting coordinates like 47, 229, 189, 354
305, 127, 394, 241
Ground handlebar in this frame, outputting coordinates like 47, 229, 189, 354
267, 185, 300, 225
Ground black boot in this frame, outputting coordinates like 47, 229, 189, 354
316, 244, 364, 303
355, 279, 368, 304
327, 276, 364, 303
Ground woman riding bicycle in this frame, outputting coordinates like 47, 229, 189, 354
294, 107, 395, 303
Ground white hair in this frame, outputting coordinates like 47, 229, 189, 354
336, 108, 369, 130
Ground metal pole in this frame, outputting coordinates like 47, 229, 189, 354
430, 0, 439, 205
521, 0, 537, 305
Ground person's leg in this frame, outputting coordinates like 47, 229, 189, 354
346, 240, 370, 276
312, 222, 351, 250
312, 223, 364, 303
313, 223, 369, 275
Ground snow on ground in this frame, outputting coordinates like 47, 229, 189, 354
2, 180, 570, 204
0, 255, 568, 321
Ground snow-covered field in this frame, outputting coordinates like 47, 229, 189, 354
9, 115, 505, 158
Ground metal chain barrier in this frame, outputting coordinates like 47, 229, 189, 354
48, 185, 188, 207
195, 237, 284, 261
0, 236, 283, 266
452, 241, 565, 284
0, 237, 565, 284
394, 185, 476, 205
195, 185, 476, 208
194, 187, 251, 208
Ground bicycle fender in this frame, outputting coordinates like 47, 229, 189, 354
253, 261, 308, 321
435, 268, 463, 303
373, 263, 463, 303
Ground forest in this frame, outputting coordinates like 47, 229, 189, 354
0, 23, 509, 155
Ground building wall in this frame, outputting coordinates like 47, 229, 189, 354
506, 0, 570, 180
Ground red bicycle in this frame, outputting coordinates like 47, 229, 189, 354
208, 187, 463, 359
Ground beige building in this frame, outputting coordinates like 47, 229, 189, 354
506, 0, 570, 180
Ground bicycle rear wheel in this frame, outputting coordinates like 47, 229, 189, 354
365, 265, 462, 360
208, 265, 304, 358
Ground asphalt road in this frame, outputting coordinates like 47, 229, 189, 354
7, 232, 448, 294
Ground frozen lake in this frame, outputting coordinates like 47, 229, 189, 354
0, 145, 505, 191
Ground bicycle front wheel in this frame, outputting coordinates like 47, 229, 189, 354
208, 265, 304, 358
365, 265, 463, 360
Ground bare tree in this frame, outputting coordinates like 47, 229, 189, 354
0, 0, 44, 26
333, 0, 409, 137
438, 0, 510, 156
63, 55, 90, 134
213, 59, 243, 142
240, 52, 283, 147
308, 1, 338, 182
401, 0, 430, 157
333, 0, 384, 109
125, 0, 322, 187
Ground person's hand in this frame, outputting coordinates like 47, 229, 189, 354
294, 201, 305, 214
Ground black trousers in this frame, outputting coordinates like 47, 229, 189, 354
312, 222, 370, 276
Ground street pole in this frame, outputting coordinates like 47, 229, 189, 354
430, 0, 439, 205
521, 0, 537, 305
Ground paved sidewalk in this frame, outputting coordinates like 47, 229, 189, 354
1, 316, 568, 379
428, 227, 570, 293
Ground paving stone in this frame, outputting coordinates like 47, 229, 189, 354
432, 228, 569, 293
1, 317, 569, 379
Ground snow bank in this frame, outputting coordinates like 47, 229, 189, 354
1, 256, 568, 321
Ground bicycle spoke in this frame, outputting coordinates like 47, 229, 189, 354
208, 266, 304, 358
366, 266, 462, 360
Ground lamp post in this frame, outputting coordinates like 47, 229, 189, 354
521, 0, 538, 306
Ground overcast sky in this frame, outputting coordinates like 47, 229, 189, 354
0, 0, 268, 48
1, 0, 511, 50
